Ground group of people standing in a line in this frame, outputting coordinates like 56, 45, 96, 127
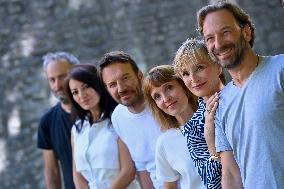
37, 2, 284, 189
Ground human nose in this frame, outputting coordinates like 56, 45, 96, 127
189, 72, 200, 83
161, 93, 171, 103
117, 81, 126, 93
214, 35, 225, 50
53, 79, 61, 90
78, 89, 87, 99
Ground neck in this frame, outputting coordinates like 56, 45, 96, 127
61, 102, 71, 113
176, 105, 194, 125
128, 99, 146, 114
203, 81, 225, 102
91, 110, 101, 122
229, 49, 259, 87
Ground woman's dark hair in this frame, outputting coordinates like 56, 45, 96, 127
64, 63, 117, 132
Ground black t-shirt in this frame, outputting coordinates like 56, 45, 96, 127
37, 103, 75, 189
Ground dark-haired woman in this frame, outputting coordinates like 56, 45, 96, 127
65, 64, 140, 189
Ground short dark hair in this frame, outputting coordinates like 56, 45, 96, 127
64, 63, 117, 132
197, 1, 255, 47
98, 51, 140, 77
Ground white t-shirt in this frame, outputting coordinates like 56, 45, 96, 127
72, 118, 140, 189
111, 104, 162, 189
156, 127, 206, 189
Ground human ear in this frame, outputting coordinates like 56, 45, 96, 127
242, 24, 252, 43
138, 71, 144, 81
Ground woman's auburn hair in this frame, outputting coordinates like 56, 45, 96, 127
143, 65, 197, 131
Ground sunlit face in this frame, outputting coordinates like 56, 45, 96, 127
102, 62, 144, 107
151, 80, 190, 118
179, 55, 222, 100
203, 9, 250, 69
69, 79, 100, 112
46, 59, 72, 103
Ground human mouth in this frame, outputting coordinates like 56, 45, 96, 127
192, 82, 206, 90
215, 46, 234, 60
167, 101, 177, 109
81, 99, 90, 106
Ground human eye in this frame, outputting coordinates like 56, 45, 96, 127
152, 93, 161, 101
122, 75, 129, 81
83, 83, 90, 89
196, 65, 205, 71
223, 29, 231, 36
58, 75, 66, 81
182, 70, 190, 77
71, 90, 78, 96
165, 84, 173, 91
49, 78, 55, 83
108, 82, 116, 89
205, 36, 214, 44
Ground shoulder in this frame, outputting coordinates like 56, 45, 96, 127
261, 54, 284, 69
157, 129, 177, 146
112, 104, 128, 117
39, 104, 61, 127
40, 103, 67, 120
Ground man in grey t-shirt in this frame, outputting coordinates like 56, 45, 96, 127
197, 2, 284, 189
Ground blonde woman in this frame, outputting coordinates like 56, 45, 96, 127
173, 38, 242, 189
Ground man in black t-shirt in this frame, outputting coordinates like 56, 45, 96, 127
37, 52, 79, 189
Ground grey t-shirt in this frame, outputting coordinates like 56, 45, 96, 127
215, 55, 284, 189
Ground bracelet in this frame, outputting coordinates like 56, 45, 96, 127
209, 154, 221, 161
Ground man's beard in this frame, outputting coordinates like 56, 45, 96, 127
209, 32, 247, 69
58, 95, 70, 104
119, 81, 144, 107
52, 91, 70, 104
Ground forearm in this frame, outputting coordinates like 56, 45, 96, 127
137, 171, 154, 189
44, 168, 61, 189
109, 168, 135, 189
73, 171, 89, 189
42, 150, 61, 189
221, 171, 243, 189
220, 151, 243, 189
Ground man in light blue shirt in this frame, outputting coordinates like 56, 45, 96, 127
197, 2, 284, 189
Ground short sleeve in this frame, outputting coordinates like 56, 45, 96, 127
37, 115, 52, 149
155, 136, 179, 182
215, 106, 232, 153
134, 161, 147, 171
111, 113, 121, 136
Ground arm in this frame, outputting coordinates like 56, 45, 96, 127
109, 138, 136, 189
204, 93, 219, 158
220, 151, 243, 189
137, 171, 154, 189
42, 150, 61, 189
71, 133, 89, 189
164, 181, 178, 189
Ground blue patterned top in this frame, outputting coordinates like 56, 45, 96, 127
181, 98, 222, 189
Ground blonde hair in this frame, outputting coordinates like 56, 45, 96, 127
143, 65, 197, 130
173, 38, 226, 84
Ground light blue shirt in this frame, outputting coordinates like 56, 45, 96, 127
215, 55, 284, 189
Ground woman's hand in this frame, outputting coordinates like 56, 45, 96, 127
205, 92, 219, 158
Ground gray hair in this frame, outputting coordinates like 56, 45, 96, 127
42, 52, 80, 70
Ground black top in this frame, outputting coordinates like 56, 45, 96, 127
37, 103, 75, 189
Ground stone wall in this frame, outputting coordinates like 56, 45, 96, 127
0, 0, 283, 188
